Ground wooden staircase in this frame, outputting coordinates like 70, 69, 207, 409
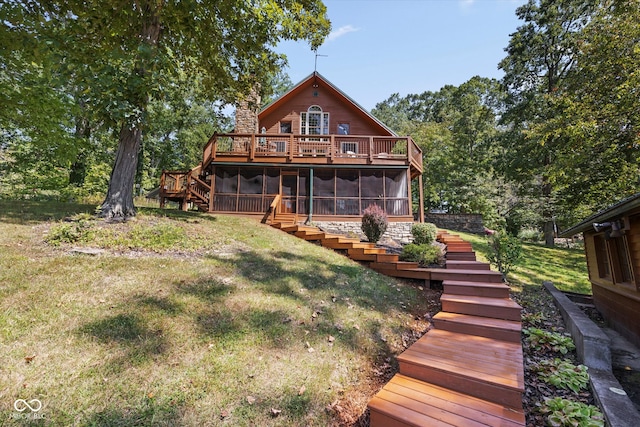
269, 222, 526, 426
368, 231, 525, 427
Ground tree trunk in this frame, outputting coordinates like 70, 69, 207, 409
542, 179, 555, 247
99, 125, 142, 219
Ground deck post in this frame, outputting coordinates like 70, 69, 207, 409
368, 137, 374, 163
418, 174, 425, 223
307, 168, 314, 224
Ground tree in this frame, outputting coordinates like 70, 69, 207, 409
3, 1, 330, 218
548, 0, 640, 214
498, 0, 598, 245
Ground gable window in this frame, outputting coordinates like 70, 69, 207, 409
338, 123, 350, 135
300, 105, 329, 136
280, 121, 292, 133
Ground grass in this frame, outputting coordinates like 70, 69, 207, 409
0, 200, 433, 426
454, 231, 591, 294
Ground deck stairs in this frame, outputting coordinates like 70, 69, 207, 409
269, 222, 526, 426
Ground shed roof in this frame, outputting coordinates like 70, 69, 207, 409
559, 192, 640, 237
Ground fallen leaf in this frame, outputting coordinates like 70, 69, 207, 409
148, 392, 154, 399
270, 408, 282, 417
298, 385, 306, 395
24, 355, 36, 364
220, 409, 229, 419
328, 335, 335, 343
353, 324, 360, 330
246, 396, 256, 405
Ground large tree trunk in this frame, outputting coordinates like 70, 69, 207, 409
542, 178, 555, 247
99, 125, 142, 219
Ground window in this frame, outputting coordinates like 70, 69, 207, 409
611, 236, 634, 284
594, 235, 610, 279
300, 105, 329, 136
280, 121, 292, 133
341, 141, 358, 155
338, 123, 350, 135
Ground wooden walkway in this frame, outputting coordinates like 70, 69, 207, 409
270, 222, 526, 426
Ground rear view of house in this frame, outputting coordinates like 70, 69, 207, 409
160, 72, 424, 228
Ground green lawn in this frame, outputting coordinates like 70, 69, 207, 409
0, 200, 433, 426
454, 231, 591, 294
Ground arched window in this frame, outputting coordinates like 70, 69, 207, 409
300, 105, 329, 136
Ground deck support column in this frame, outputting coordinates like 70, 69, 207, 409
418, 173, 424, 223
307, 168, 314, 224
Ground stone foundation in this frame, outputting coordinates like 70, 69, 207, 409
313, 221, 414, 244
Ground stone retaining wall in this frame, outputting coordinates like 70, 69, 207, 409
423, 213, 484, 234
314, 221, 414, 244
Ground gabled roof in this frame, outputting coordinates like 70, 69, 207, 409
559, 192, 640, 237
259, 72, 398, 137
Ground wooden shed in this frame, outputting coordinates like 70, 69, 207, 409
560, 193, 640, 348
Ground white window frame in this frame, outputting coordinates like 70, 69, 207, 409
300, 105, 329, 137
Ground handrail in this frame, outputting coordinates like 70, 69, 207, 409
261, 194, 282, 224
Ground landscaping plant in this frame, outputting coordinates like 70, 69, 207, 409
533, 358, 590, 393
410, 223, 438, 245
539, 397, 604, 427
361, 204, 388, 243
486, 231, 522, 281
399, 243, 442, 267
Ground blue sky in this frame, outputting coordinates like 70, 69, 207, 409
277, 0, 527, 110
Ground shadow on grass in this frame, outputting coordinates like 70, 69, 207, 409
0, 200, 96, 224
138, 206, 218, 223
79, 313, 167, 365
81, 398, 183, 426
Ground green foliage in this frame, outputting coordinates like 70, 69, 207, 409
523, 327, 576, 355
518, 227, 543, 243
411, 223, 438, 245
361, 204, 388, 243
486, 231, 522, 281
46, 216, 94, 246
399, 243, 443, 267
534, 358, 590, 393
539, 397, 604, 427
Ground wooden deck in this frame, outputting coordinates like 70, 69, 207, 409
270, 222, 526, 426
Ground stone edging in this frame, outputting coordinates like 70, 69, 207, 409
543, 281, 640, 427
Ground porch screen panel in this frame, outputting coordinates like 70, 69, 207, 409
313, 169, 335, 215
385, 170, 409, 215
361, 170, 384, 198
239, 169, 263, 194
265, 168, 280, 194
214, 167, 238, 193
336, 170, 359, 215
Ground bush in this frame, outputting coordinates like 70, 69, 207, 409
486, 231, 522, 281
400, 243, 442, 267
361, 204, 388, 243
518, 227, 543, 242
411, 223, 438, 245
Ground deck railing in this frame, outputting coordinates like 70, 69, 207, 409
202, 133, 423, 173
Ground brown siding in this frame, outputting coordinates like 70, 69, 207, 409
628, 213, 640, 287
259, 80, 391, 136
593, 284, 640, 348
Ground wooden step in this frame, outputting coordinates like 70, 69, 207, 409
347, 247, 386, 256
370, 266, 432, 281
321, 236, 361, 244
431, 269, 503, 283
374, 253, 399, 263
369, 261, 421, 271
446, 260, 491, 270
294, 229, 325, 240
446, 252, 477, 261
322, 240, 373, 250
440, 295, 522, 321
432, 312, 522, 343
397, 330, 524, 408
442, 280, 511, 298
369, 374, 525, 427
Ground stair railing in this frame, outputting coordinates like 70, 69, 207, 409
262, 194, 282, 224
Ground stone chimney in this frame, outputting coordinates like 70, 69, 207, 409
233, 83, 260, 151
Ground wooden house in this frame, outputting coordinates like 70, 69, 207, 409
160, 72, 424, 226
560, 193, 640, 348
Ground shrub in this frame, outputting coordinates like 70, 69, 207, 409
400, 243, 442, 267
523, 327, 576, 355
361, 204, 388, 243
486, 231, 522, 281
518, 227, 543, 242
539, 397, 604, 427
533, 358, 590, 393
411, 223, 438, 245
